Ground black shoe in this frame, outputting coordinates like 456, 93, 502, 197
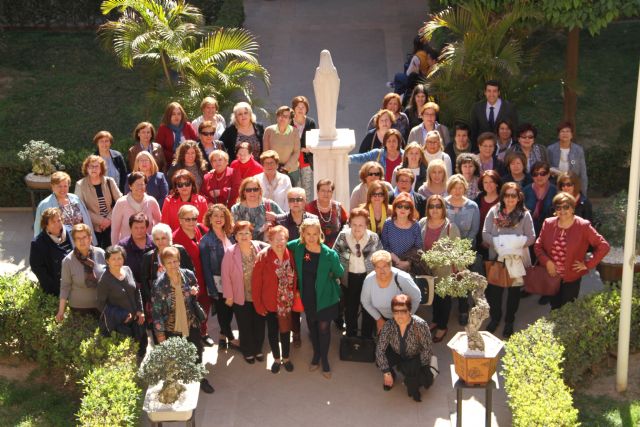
334, 318, 345, 331
538, 296, 550, 305
503, 323, 514, 338
411, 390, 422, 402
520, 289, 531, 298
283, 360, 294, 372
202, 335, 215, 347
486, 319, 499, 333
383, 384, 392, 391
244, 356, 255, 364
218, 338, 228, 349
458, 313, 469, 326
271, 361, 281, 374
255, 353, 265, 362
200, 379, 214, 394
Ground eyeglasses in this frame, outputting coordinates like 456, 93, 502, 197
200, 131, 215, 136
176, 182, 191, 188
427, 204, 443, 209
397, 180, 412, 185
368, 172, 382, 177
355, 243, 362, 257
236, 231, 252, 236
531, 171, 549, 178
392, 309, 409, 314
503, 193, 519, 199
288, 197, 305, 203
520, 134, 535, 139
244, 187, 260, 193
396, 204, 412, 210
555, 204, 572, 211
560, 182, 575, 188
371, 192, 385, 198
181, 217, 198, 222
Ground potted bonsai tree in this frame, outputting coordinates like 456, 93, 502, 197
17, 140, 65, 189
138, 337, 207, 405
422, 237, 504, 385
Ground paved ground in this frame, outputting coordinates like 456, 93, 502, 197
0, 1, 609, 426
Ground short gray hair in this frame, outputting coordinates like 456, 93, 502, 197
151, 223, 173, 244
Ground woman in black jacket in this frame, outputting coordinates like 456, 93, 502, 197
93, 130, 128, 192
220, 102, 265, 162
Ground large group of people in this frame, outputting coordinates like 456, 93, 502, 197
29, 79, 610, 402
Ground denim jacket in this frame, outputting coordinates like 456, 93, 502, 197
199, 231, 235, 297
445, 198, 480, 246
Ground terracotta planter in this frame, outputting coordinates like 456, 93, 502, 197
597, 261, 640, 283
24, 173, 52, 190
447, 331, 504, 385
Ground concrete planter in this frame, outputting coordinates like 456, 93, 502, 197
24, 173, 51, 190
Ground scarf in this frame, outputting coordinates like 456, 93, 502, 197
126, 193, 144, 213
74, 247, 98, 288
47, 227, 67, 245
171, 273, 190, 337
494, 205, 525, 229
369, 204, 387, 234
274, 251, 295, 332
532, 183, 550, 221
168, 123, 184, 154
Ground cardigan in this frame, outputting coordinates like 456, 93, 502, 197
534, 216, 610, 283
124, 172, 169, 210
60, 247, 106, 309
74, 176, 122, 229
156, 123, 198, 165
255, 172, 292, 211
291, 116, 316, 166
359, 129, 385, 153
220, 123, 265, 162
349, 181, 393, 210
161, 193, 208, 231
199, 231, 235, 298
172, 226, 206, 298
127, 142, 167, 173
482, 205, 536, 261
229, 157, 264, 181
287, 239, 344, 311
360, 268, 421, 320
200, 167, 242, 208
29, 230, 74, 296
263, 124, 301, 172
97, 266, 143, 314
251, 247, 298, 315
547, 142, 588, 194
221, 241, 269, 306
332, 228, 383, 274
376, 315, 433, 373
94, 149, 128, 192
110, 194, 161, 243
407, 122, 451, 148
34, 193, 96, 245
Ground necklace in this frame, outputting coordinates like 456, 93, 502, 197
214, 169, 226, 181
317, 202, 333, 223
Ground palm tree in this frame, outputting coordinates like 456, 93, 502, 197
421, 0, 548, 125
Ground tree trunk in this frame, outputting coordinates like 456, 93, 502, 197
563, 27, 580, 127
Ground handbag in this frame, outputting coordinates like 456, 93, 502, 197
190, 296, 207, 322
339, 335, 376, 363
292, 292, 304, 312
523, 264, 562, 296
400, 247, 431, 276
484, 260, 513, 288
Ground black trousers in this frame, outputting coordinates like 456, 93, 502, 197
165, 327, 204, 364
485, 284, 521, 323
384, 347, 433, 395
113, 320, 148, 357
95, 228, 112, 250
550, 278, 581, 310
306, 317, 332, 371
233, 302, 265, 358
213, 296, 235, 340
432, 294, 452, 329
291, 311, 301, 335
265, 312, 291, 359
345, 272, 374, 338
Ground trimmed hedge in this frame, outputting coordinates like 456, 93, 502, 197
0, 273, 142, 425
503, 284, 640, 426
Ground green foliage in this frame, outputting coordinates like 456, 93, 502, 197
503, 319, 579, 427
422, 237, 480, 298
586, 121, 633, 197
213, 0, 245, 28
595, 190, 640, 248
138, 337, 207, 386
574, 392, 640, 427
0, 274, 142, 426
17, 140, 65, 175
0, 0, 104, 27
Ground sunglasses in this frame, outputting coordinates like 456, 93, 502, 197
532, 171, 549, 177
176, 182, 191, 188
355, 243, 362, 258
392, 309, 409, 314
396, 204, 412, 210
368, 172, 382, 177
245, 187, 260, 193
503, 193, 519, 199
560, 182, 575, 188
200, 131, 215, 136
181, 217, 198, 222
371, 192, 385, 198
427, 204, 443, 209
555, 204, 572, 211
288, 197, 305, 203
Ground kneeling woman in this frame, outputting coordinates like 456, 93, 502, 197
288, 218, 344, 378
376, 294, 434, 402
152, 246, 214, 394
252, 226, 297, 374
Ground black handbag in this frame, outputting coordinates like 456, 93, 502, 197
339, 335, 376, 363
191, 296, 207, 322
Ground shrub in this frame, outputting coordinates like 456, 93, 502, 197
503, 319, 579, 427
214, 0, 245, 27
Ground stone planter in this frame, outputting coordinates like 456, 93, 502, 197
448, 331, 504, 386
24, 173, 52, 190
143, 381, 200, 424
598, 247, 640, 282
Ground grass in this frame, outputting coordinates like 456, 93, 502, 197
0, 377, 78, 427
574, 393, 640, 427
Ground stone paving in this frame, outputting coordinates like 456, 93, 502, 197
0, 1, 608, 425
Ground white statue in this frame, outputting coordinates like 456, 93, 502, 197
313, 50, 340, 140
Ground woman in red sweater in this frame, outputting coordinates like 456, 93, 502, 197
534, 192, 609, 309
162, 170, 209, 230
201, 150, 241, 208
252, 225, 297, 373
157, 101, 198, 163
230, 142, 263, 181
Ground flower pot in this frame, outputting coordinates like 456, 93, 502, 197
143, 381, 200, 423
447, 331, 504, 385
597, 261, 640, 283
24, 173, 52, 190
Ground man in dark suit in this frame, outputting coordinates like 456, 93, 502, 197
470, 80, 518, 145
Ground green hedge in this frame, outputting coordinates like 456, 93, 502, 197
503, 285, 640, 426
0, 274, 142, 426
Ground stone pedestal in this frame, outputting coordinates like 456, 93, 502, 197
306, 128, 355, 206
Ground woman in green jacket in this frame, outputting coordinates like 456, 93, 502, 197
288, 218, 344, 378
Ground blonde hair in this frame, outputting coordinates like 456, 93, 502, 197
426, 159, 448, 186
371, 250, 392, 266
134, 151, 159, 175
299, 218, 324, 245
447, 174, 469, 193
231, 102, 256, 125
